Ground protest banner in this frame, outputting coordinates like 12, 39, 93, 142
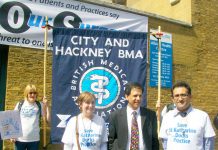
0, 0, 148, 49
51, 27, 147, 143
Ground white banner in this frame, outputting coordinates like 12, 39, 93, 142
0, 0, 148, 50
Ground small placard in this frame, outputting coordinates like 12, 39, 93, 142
0, 110, 23, 139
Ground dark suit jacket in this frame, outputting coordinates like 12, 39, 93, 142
108, 107, 159, 150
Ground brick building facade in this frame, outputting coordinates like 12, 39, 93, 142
1, 0, 217, 149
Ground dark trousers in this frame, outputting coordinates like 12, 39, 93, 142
15, 141, 40, 150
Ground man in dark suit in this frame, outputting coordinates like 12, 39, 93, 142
108, 82, 159, 150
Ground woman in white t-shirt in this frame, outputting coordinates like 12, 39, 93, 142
11, 84, 50, 150
62, 92, 108, 150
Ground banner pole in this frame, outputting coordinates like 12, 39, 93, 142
43, 16, 48, 149
157, 26, 162, 136
152, 26, 163, 136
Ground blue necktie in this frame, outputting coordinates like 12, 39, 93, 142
180, 112, 187, 117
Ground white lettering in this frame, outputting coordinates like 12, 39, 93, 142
71, 36, 99, 46
55, 46, 64, 55
118, 50, 143, 59
105, 38, 129, 47
55, 47, 111, 58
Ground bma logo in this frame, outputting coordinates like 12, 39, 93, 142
79, 67, 120, 109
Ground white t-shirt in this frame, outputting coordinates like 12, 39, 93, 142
159, 107, 216, 150
14, 100, 44, 142
62, 114, 108, 150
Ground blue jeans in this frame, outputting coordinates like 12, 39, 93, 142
15, 141, 40, 150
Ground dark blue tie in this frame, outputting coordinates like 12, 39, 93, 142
180, 112, 187, 117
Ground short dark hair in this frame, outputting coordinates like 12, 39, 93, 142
125, 82, 143, 96
171, 81, 191, 96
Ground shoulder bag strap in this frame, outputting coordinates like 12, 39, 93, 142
18, 100, 24, 111
76, 116, 81, 150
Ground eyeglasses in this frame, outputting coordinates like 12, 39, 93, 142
173, 93, 189, 99
29, 92, 37, 95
